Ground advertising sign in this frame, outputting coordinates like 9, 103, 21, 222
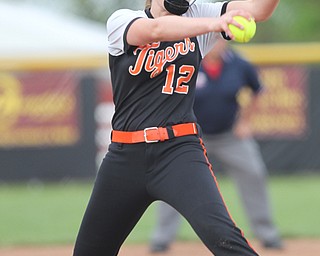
238, 66, 308, 139
0, 72, 80, 148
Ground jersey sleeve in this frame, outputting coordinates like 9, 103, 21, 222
185, 1, 229, 58
106, 9, 146, 56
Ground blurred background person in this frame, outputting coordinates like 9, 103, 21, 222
150, 38, 283, 253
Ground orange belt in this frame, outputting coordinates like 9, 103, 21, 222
111, 123, 198, 144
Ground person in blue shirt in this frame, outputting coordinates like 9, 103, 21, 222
150, 38, 283, 253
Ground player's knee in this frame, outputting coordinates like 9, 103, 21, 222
188, 203, 239, 241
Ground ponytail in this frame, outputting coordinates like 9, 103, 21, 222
145, 0, 152, 9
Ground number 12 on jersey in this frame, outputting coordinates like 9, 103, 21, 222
162, 64, 195, 95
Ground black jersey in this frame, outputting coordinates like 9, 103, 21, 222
107, 2, 226, 131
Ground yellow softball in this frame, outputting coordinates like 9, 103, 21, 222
228, 16, 256, 43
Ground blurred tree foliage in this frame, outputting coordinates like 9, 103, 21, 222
67, 0, 143, 22
15, 0, 320, 43
69, 0, 319, 43
253, 0, 320, 42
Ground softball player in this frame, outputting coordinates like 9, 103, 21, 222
150, 40, 283, 253
73, 0, 280, 255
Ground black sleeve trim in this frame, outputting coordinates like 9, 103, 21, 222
123, 17, 143, 53
220, 2, 231, 41
220, 1, 229, 16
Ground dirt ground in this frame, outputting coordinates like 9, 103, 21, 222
1, 239, 319, 256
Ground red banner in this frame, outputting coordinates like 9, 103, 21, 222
239, 66, 308, 139
0, 71, 80, 147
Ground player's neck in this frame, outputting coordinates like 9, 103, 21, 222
150, 3, 172, 18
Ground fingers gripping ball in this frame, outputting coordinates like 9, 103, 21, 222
228, 16, 256, 43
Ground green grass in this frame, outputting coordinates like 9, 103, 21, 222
0, 174, 320, 247
0, 181, 92, 246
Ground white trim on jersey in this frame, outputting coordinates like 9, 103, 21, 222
106, 2, 226, 57
184, 2, 225, 57
107, 9, 147, 56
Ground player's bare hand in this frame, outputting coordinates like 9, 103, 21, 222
213, 10, 253, 40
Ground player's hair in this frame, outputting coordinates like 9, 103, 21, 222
145, 0, 152, 8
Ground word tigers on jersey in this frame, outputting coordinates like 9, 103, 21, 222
129, 38, 196, 78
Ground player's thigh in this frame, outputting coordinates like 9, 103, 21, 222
150, 137, 226, 218
75, 143, 152, 254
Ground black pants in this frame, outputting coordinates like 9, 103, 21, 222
73, 135, 259, 256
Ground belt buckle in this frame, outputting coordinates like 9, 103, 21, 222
144, 127, 159, 143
